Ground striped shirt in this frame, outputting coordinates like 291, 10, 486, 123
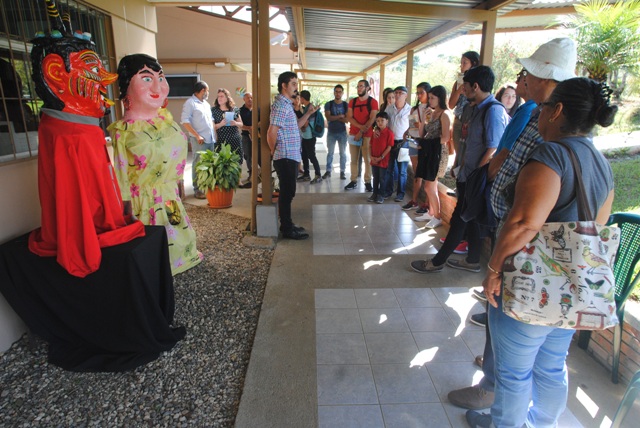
490, 109, 543, 221
270, 94, 301, 162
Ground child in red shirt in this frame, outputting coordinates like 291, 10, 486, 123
369, 112, 394, 204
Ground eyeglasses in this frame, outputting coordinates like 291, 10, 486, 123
539, 101, 555, 108
516, 69, 528, 80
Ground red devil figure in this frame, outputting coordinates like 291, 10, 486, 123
28, 0, 144, 277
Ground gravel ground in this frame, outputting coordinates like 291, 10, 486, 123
0, 205, 274, 427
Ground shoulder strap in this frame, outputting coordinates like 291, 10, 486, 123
480, 100, 506, 147
351, 97, 372, 114
551, 140, 593, 221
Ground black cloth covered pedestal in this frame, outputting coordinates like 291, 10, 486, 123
0, 226, 185, 372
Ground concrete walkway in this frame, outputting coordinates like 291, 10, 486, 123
185, 137, 640, 427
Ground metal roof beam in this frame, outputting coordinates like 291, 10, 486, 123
271, 0, 494, 20
300, 79, 349, 84
306, 47, 393, 57
362, 0, 519, 74
296, 69, 365, 77
502, 6, 576, 17
291, 6, 306, 69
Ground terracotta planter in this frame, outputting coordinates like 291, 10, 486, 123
206, 187, 234, 208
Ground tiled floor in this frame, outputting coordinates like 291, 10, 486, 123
230, 144, 635, 427
315, 287, 582, 428
312, 204, 441, 256
315, 287, 485, 428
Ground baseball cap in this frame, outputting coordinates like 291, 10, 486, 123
394, 86, 408, 93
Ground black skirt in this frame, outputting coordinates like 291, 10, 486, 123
415, 138, 441, 181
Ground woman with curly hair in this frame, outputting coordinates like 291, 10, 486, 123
212, 88, 244, 160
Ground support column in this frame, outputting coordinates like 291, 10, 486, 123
379, 64, 385, 105
479, 11, 497, 67
405, 49, 414, 105
255, 0, 279, 237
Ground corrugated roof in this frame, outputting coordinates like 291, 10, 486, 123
285, 0, 580, 82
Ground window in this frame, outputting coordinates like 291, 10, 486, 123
166, 74, 202, 99
0, 0, 113, 163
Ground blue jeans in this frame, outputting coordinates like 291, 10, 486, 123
190, 137, 214, 192
382, 146, 407, 198
371, 165, 385, 195
489, 298, 575, 428
326, 131, 347, 174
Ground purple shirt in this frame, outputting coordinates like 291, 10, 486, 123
270, 94, 301, 162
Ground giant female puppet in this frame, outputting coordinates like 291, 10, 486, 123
108, 54, 202, 275
28, 2, 145, 277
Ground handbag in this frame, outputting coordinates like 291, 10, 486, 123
398, 146, 410, 162
501, 141, 620, 330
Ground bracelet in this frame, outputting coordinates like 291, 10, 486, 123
487, 264, 502, 275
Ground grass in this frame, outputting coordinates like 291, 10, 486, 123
609, 154, 640, 215
607, 154, 640, 302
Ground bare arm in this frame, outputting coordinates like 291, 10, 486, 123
297, 104, 317, 128
488, 148, 509, 181
182, 122, 204, 144
363, 108, 379, 134
440, 111, 452, 146
346, 103, 359, 129
231, 115, 244, 130
478, 147, 497, 168
484, 161, 561, 307
325, 105, 345, 122
267, 124, 279, 155
449, 81, 463, 110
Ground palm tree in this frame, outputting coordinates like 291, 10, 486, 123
562, 0, 640, 98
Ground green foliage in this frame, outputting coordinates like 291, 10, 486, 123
194, 143, 242, 192
491, 43, 523, 91
562, 0, 640, 94
610, 155, 640, 214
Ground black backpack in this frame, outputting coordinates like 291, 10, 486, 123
350, 96, 373, 116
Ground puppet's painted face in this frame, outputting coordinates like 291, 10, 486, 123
42, 49, 116, 117
126, 66, 170, 113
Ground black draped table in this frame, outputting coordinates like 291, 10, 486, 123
0, 226, 185, 372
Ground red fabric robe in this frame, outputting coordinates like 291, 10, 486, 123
29, 113, 145, 277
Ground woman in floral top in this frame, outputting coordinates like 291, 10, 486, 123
109, 54, 202, 275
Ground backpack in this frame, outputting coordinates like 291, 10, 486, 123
312, 109, 325, 138
350, 96, 373, 115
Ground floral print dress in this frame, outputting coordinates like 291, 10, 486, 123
109, 108, 202, 275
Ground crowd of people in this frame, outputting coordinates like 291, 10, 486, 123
103, 33, 619, 427
265, 37, 618, 428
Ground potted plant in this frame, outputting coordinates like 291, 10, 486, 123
194, 143, 242, 208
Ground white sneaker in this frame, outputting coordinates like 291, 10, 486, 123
415, 212, 433, 222
425, 217, 443, 228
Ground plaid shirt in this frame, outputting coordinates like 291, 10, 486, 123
270, 94, 301, 162
490, 108, 543, 221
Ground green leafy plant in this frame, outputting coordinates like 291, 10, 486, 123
194, 143, 242, 192
561, 0, 640, 98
